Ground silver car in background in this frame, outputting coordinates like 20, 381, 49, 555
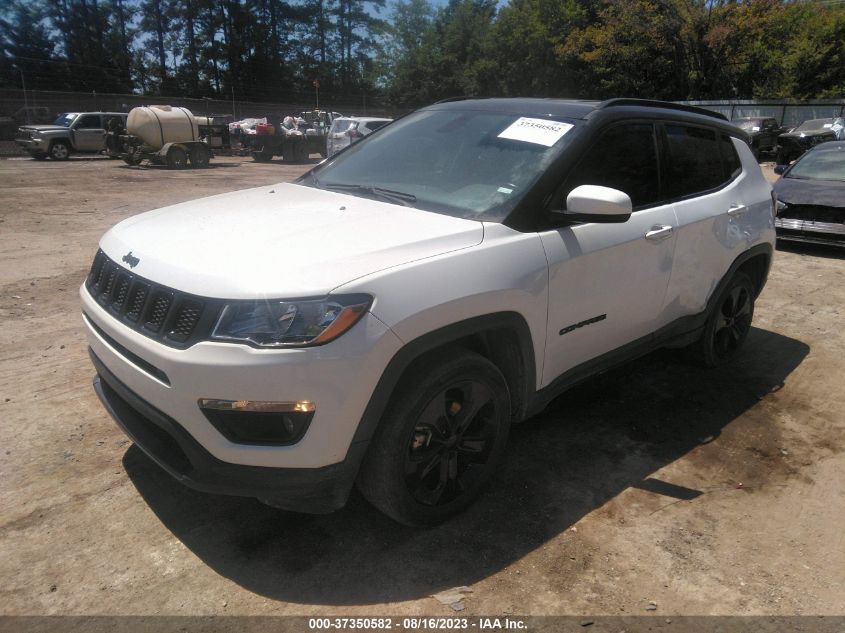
326, 116, 392, 158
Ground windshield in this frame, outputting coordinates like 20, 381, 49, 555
795, 118, 833, 132
53, 113, 78, 127
787, 148, 845, 182
305, 109, 577, 221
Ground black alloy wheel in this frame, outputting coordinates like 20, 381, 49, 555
713, 283, 753, 360
357, 349, 511, 526
404, 379, 499, 507
691, 271, 756, 367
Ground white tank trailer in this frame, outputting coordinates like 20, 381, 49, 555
118, 105, 213, 169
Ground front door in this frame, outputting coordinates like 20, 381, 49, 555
540, 122, 677, 387
72, 114, 106, 151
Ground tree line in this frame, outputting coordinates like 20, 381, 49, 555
1, 0, 843, 109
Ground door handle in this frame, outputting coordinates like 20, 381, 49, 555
727, 204, 748, 216
645, 225, 674, 242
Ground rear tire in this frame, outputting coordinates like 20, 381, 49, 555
166, 146, 187, 170
688, 272, 755, 367
357, 349, 511, 526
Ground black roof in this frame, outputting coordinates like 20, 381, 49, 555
427, 97, 727, 123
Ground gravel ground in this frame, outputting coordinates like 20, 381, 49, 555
0, 155, 843, 619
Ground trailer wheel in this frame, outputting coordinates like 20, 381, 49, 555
190, 145, 210, 168
253, 148, 273, 162
166, 146, 188, 170
294, 142, 310, 163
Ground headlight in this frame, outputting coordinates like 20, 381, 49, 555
211, 294, 372, 347
776, 198, 788, 216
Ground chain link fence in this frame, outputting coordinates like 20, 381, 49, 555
4, 90, 844, 157
679, 99, 845, 127
0, 87, 397, 154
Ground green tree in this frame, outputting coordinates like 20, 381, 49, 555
486, 0, 586, 97
0, 0, 57, 90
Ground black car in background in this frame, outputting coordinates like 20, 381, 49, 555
733, 117, 783, 157
776, 117, 844, 165
774, 141, 845, 247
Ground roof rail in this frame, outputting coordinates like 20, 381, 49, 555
433, 96, 479, 104
597, 98, 728, 121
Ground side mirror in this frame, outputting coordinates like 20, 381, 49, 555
774, 165, 786, 175
554, 185, 633, 223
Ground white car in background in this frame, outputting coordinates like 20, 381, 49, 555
327, 116, 393, 157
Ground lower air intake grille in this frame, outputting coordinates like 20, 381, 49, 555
85, 250, 223, 348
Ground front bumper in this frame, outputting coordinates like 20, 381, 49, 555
81, 283, 402, 470
91, 349, 364, 512
775, 218, 845, 247
15, 138, 47, 151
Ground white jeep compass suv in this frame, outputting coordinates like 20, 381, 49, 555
82, 98, 775, 526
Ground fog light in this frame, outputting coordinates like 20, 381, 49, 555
198, 399, 316, 445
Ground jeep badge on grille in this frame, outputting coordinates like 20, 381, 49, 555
122, 251, 140, 268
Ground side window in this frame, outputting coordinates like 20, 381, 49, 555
721, 135, 742, 179
664, 125, 724, 198
559, 123, 659, 210
366, 121, 389, 132
76, 114, 102, 129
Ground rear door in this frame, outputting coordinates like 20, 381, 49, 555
660, 124, 748, 321
539, 122, 678, 385
72, 114, 106, 151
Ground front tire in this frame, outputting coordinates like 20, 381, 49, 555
357, 349, 511, 526
49, 141, 70, 160
690, 272, 755, 367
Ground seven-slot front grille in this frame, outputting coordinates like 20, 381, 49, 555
85, 250, 223, 348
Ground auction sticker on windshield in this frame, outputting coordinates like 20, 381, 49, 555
498, 117, 573, 147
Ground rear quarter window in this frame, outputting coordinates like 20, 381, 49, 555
721, 135, 742, 179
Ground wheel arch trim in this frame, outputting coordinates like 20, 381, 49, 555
349, 311, 536, 452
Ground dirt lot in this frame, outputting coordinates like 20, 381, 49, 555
1, 155, 843, 620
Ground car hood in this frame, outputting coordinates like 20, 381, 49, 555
774, 177, 845, 208
779, 128, 835, 140
19, 125, 68, 133
99, 182, 484, 299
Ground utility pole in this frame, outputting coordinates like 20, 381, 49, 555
360, 61, 367, 115
21, 70, 30, 124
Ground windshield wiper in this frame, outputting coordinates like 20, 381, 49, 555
322, 182, 417, 207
